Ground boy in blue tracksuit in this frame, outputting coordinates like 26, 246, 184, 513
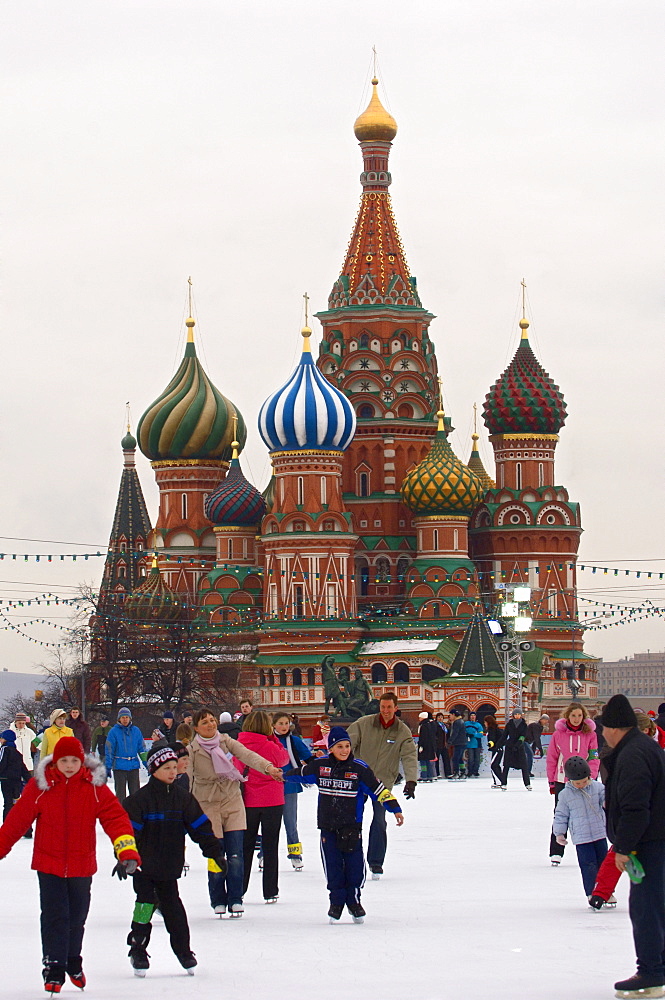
287, 726, 404, 923
464, 713, 485, 778
105, 707, 147, 801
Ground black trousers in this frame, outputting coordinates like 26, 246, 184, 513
629, 840, 665, 980
490, 750, 504, 785
113, 768, 140, 802
1, 779, 22, 821
243, 804, 283, 900
549, 781, 566, 857
38, 872, 91, 972
501, 761, 530, 787
132, 872, 190, 956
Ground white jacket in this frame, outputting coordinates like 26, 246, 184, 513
9, 723, 37, 771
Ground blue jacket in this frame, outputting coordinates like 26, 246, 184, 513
276, 733, 313, 794
464, 721, 484, 749
553, 779, 606, 845
105, 722, 146, 772
289, 752, 401, 830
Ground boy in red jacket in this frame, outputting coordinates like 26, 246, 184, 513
0, 736, 140, 994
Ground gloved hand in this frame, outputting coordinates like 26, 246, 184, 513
556, 835, 567, 846
404, 781, 416, 799
518, 735, 525, 741
112, 858, 139, 879
549, 782, 556, 795
213, 855, 228, 876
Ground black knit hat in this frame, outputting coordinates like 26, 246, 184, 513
599, 694, 637, 729
658, 703, 665, 715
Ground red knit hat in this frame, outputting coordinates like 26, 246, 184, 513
52, 736, 85, 763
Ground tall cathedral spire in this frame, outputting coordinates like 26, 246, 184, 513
326, 77, 421, 310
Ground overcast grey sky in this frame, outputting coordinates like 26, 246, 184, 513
1, 0, 663, 674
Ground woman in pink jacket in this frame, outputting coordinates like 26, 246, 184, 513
234, 711, 289, 903
546, 703, 599, 864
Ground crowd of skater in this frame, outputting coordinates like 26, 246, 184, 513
1, 691, 665, 999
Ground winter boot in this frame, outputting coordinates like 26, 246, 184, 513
43, 964, 66, 994
127, 922, 151, 977
66, 957, 86, 989
347, 902, 366, 924
614, 973, 664, 998
177, 951, 197, 976
328, 903, 344, 923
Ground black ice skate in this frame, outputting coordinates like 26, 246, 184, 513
127, 925, 151, 978
347, 902, 366, 924
43, 964, 66, 994
66, 958, 86, 990
614, 973, 664, 998
177, 952, 197, 976
588, 894, 604, 910
328, 903, 344, 923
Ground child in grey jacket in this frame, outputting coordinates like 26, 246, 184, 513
553, 755, 607, 903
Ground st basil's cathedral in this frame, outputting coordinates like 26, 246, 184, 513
94, 78, 599, 729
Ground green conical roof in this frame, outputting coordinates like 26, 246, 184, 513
401, 411, 484, 516
450, 614, 503, 675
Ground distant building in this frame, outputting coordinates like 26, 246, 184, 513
598, 652, 665, 700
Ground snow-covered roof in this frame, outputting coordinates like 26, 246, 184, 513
357, 640, 441, 656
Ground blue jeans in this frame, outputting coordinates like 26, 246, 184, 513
575, 839, 608, 895
629, 839, 665, 979
208, 828, 244, 908
467, 748, 480, 776
367, 799, 387, 868
524, 742, 534, 774
451, 745, 465, 776
283, 793, 300, 854
420, 760, 436, 780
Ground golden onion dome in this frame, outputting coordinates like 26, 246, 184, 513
124, 559, 184, 623
354, 77, 398, 142
401, 410, 484, 516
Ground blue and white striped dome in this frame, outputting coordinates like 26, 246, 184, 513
258, 332, 356, 453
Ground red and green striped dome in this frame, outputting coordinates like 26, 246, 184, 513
483, 322, 567, 435
204, 457, 267, 528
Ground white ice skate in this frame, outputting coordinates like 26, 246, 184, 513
214, 904, 226, 916
229, 903, 244, 918
550, 855, 561, 865
290, 857, 304, 871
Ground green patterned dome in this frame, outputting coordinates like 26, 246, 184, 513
401, 411, 484, 516
138, 317, 246, 462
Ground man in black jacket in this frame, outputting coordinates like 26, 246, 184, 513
601, 694, 665, 998
122, 744, 225, 976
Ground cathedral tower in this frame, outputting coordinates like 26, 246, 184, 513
469, 308, 583, 653
99, 427, 152, 600
315, 78, 439, 608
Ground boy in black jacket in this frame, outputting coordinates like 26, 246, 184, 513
0, 730, 30, 820
288, 726, 403, 923
122, 743, 226, 976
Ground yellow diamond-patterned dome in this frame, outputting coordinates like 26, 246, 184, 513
401, 412, 484, 516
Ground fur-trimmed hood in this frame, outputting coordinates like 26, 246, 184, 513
35, 753, 107, 790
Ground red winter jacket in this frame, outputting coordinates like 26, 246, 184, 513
234, 732, 288, 809
0, 754, 139, 877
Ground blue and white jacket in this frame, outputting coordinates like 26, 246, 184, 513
276, 732, 314, 794
553, 779, 607, 845
288, 752, 401, 830
464, 720, 484, 749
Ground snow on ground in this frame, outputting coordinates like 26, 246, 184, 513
2, 767, 635, 1000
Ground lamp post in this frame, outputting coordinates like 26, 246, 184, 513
496, 585, 534, 718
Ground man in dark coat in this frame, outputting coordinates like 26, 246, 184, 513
448, 710, 468, 779
417, 713, 438, 782
601, 694, 665, 996
500, 709, 531, 790
68, 708, 91, 753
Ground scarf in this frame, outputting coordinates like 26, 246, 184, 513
380, 715, 396, 729
196, 734, 246, 782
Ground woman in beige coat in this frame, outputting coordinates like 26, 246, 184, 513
187, 708, 283, 918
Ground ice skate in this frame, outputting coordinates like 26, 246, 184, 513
229, 902, 244, 918
290, 856, 304, 871
214, 904, 227, 916
614, 972, 664, 998
258, 856, 264, 870
347, 902, 366, 924
550, 855, 561, 865
177, 952, 197, 975
328, 903, 343, 923
606, 894, 617, 907
43, 965, 65, 994
369, 864, 382, 880
66, 959, 86, 990
588, 894, 604, 910
128, 939, 150, 977
265, 896, 278, 904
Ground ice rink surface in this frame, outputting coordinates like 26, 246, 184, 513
1, 766, 634, 999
